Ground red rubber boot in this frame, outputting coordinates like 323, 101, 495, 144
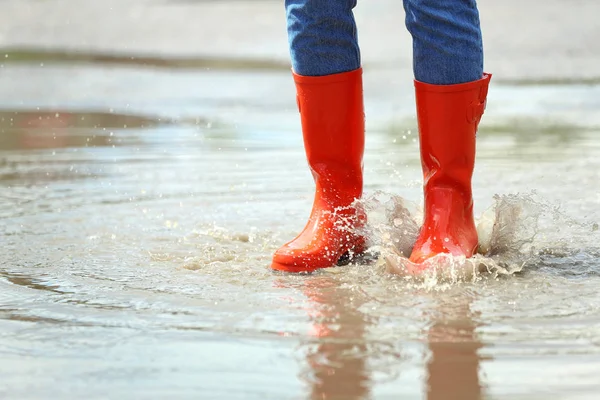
409, 74, 492, 265
271, 68, 366, 273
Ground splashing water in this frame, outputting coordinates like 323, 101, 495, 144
353, 191, 600, 285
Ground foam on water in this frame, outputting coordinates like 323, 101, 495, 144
164, 188, 600, 293
352, 191, 600, 286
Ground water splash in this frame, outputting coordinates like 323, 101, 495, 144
355, 191, 600, 284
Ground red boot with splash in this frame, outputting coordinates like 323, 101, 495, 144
271, 68, 366, 273
410, 74, 492, 265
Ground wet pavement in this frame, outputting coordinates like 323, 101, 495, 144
2, 1, 600, 399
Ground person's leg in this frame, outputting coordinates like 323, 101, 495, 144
404, 0, 483, 85
286, 0, 361, 76
272, 1, 365, 272
403, 0, 491, 265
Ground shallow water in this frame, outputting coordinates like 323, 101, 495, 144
2, 60, 600, 400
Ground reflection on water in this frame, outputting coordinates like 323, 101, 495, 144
425, 296, 483, 400
293, 276, 373, 400
0, 109, 166, 150
287, 275, 484, 399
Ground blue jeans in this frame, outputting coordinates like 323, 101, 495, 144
286, 0, 484, 84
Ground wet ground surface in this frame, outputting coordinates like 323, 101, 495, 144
2, 1, 600, 399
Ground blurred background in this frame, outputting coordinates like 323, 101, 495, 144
2, 1, 600, 399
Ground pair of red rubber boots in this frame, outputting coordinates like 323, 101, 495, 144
271, 68, 492, 273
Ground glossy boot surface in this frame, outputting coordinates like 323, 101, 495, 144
409, 74, 492, 265
272, 69, 366, 273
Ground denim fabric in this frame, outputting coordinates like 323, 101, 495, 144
286, 0, 361, 77
286, 0, 484, 84
404, 0, 483, 84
